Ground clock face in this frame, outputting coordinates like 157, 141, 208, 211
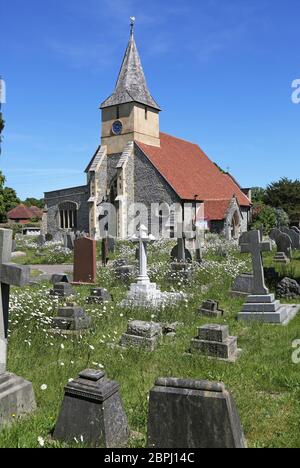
112, 120, 123, 135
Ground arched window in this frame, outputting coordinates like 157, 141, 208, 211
58, 202, 78, 229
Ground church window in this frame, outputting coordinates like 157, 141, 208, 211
116, 106, 120, 119
58, 202, 78, 229
145, 106, 148, 120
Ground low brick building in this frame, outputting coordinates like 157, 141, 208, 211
44, 23, 251, 240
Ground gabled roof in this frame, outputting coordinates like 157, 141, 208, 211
28, 206, 43, 218
7, 204, 36, 220
100, 33, 160, 111
203, 198, 241, 221
137, 133, 251, 207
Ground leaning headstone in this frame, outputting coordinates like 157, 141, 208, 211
50, 282, 74, 298
230, 273, 254, 298
276, 232, 292, 258
52, 305, 91, 331
0, 229, 36, 429
269, 228, 281, 243
283, 228, 300, 250
147, 378, 246, 448
190, 324, 240, 362
53, 369, 129, 448
238, 230, 299, 324
73, 237, 97, 284
120, 321, 162, 351
87, 288, 112, 304
198, 300, 224, 318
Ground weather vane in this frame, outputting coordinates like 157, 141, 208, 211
130, 16, 136, 35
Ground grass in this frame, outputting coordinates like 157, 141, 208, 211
1, 240, 300, 448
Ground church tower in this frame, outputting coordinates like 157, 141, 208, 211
100, 18, 161, 155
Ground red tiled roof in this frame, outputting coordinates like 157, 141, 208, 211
28, 206, 43, 218
203, 199, 232, 221
7, 204, 38, 220
137, 133, 251, 208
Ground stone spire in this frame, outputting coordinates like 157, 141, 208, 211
101, 20, 160, 111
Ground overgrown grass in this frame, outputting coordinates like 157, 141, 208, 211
1, 240, 300, 448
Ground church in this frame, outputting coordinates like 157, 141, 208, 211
44, 22, 252, 241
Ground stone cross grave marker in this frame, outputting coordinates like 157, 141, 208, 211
73, 237, 97, 284
0, 229, 30, 373
239, 230, 271, 295
0, 228, 36, 428
132, 225, 155, 286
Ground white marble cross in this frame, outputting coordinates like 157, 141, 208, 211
239, 230, 272, 295
132, 225, 155, 285
0, 229, 30, 374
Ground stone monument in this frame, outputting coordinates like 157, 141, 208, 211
73, 237, 97, 284
119, 321, 162, 351
51, 305, 91, 332
169, 235, 193, 281
53, 369, 129, 447
0, 229, 36, 429
87, 288, 112, 304
190, 324, 240, 362
198, 300, 224, 317
147, 377, 246, 448
50, 282, 75, 298
238, 230, 299, 324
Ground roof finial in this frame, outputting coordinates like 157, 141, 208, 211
130, 16, 136, 36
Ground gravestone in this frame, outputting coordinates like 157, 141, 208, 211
147, 378, 246, 448
170, 238, 192, 263
269, 228, 281, 243
283, 228, 300, 250
120, 321, 162, 351
169, 236, 193, 281
0, 229, 36, 428
198, 300, 224, 318
50, 282, 74, 298
37, 234, 46, 247
64, 232, 75, 250
230, 273, 254, 298
238, 230, 299, 324
52, 305, 91, 331
291, 226, 300, 234
87, 288, 112, 304
51, 274, 71, 285
276, 232, 292, 258
73, 237, 97, 284
190, 325, 240, 362
53, 369, 129, 448
123, 226, 184, 308
274, 252, 290, 264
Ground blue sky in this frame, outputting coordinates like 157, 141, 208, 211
1, 0, 300, 199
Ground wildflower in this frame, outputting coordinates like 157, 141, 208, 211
40, 384, 47, 391
38, 437, 45, 447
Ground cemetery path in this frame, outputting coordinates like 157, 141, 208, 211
30, 264, 73, 275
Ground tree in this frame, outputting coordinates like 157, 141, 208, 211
250, 204, 277, 234
264, 178, 300, 224
0, 170, 20, 223
251, 187, 266, 204
23, 197, 45, 209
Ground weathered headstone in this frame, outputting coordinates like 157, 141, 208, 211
64, 232, 75, 250
238, 230, 299, 324
198, 300, 224, 317
230, 273, 254, 298
190, 325, 240, 362
269, 228, 281, 243
87, 288, 112, 304
51, 274, 71, 285
52, 305, 91, 331
170, 238, 192, 263
53, 369, 129, 448
37, 234, 46, 247
276, 232, 292, 258
291, 226, 300, 234
50, 282, 74, 298
0, 229, 36, 428
169, 235, 193, 281
73, 237, 97, 284
120, 321, 162, 351
147, 378, 246, 448
283, 228, 300, 250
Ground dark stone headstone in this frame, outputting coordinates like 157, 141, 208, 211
52, 306, 91, 331
53, 369, 129, 448
50, 282, 74, 298
276, 233, 292, 258
51, 274, 71, 285
87, 288, 112, 304
198, 300, 224, 317
230, 273, 254, 298
73, 237, 97, 284
147, 378, 246, 448
170, 244, 192, 263
120, 321, 162, 351
190, 324, 240, 362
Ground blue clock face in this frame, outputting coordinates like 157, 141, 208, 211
112, 120, 123, 135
